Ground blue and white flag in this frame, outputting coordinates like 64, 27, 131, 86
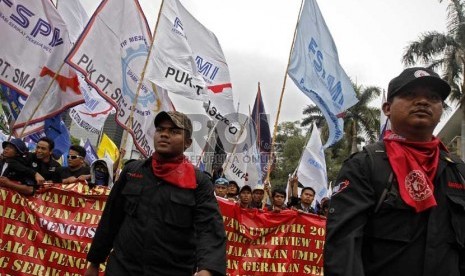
84, 138, 98, 166
288, 0, 358, 148
297, 123, 328, 203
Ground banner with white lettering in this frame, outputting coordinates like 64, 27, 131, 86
1, 0, 84, 137
0, 184, 109, 275
67, 0, 174, 157
288, 0, 358, 148
218, 199, 325, 276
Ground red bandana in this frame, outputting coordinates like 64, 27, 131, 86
151, 153, 196, 189
383, 130, 447, 212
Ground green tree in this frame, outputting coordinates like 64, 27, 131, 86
270, 121, 306, 189
402, 0, 465, 158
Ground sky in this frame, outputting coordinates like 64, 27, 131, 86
80, 0, 449, 129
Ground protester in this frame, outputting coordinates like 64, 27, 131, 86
29, 137, 62, 183
324, 67, 465, 276
0, 138, 41, 195
250, 184, 268, 209
266, 188, 288, 212
85, 111, 226, 276
62, 145, 91, 184
226, 180, 240, 201
89, 157, 114, 188
214, 177, 228, 198
317, 197, 330, 217
238, 185, 252, 209
287, 174, 316, 213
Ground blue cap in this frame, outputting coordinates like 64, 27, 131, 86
2, 138, 27, 155
214, 178, 229, 186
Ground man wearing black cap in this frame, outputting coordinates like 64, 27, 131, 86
0, 138, 41, 195
85, 111, 226, 276
324, 67, 465, 276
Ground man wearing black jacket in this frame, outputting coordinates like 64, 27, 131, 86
85, 111, 226, 276
324, 67, 465, 276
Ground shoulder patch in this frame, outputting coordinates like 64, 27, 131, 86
332, 179, 350, 195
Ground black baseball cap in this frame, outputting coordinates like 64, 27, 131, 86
387, 67, 451, 101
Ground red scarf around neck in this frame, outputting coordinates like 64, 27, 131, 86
383, 130, 447, 212
151, 153, 196, 189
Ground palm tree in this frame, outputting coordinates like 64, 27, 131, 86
403, 0, 465, 158
302, 82, 381, 155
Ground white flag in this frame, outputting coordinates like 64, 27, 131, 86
297, 123, 328, 204
67, 0, 174, 157
146, 0, 207, 100
57, 0, 116, 135
2, 0, 84, 136
288, 0, 358, 148
223, 118, 262, 188
176, 2, 240, 154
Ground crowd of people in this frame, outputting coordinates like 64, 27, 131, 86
2, 66, 464, 275
0, 137, 114, 195
212, 175, 329, 216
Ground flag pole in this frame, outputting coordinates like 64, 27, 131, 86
17, 62, 66, 138
117, 0, 165, 170
264, 0, 305, 182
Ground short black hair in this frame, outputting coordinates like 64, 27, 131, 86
70, 145, 86, 158
39, 137, 55, 151
301, 187, 316, 196
272, 188, 286, 198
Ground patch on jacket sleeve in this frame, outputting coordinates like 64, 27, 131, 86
332, 179, 350, 195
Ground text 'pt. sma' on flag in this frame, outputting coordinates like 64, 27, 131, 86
1, 0, 84, 137
288, 0, 358, 148
66, 0, 173, 157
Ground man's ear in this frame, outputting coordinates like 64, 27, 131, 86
184, 138, 192, 150
382, 101, 391, 117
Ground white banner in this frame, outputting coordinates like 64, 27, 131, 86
297, 123, 328, 203
1, 0, 84, 136
67, 0, 173, 157
288, 0, 358, 148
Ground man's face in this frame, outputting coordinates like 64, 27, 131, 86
215, 185, 227, 197
227, 183, 238, 195
154, 119, 192, 158
68, 149, 84, 169
36, 141, 52, 161
2, 144, 17, 158
239, 190, 252, 204
272, 193, 285, 207
300, 189, 315, 205
383, 85, 443, 140
252, 190, 264, 203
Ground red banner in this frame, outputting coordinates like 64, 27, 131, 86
218, 199, 326, 276
0, 186, 325, 275
0, 184, 109, 275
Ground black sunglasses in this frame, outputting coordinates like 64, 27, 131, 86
68, 155, 82, 160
